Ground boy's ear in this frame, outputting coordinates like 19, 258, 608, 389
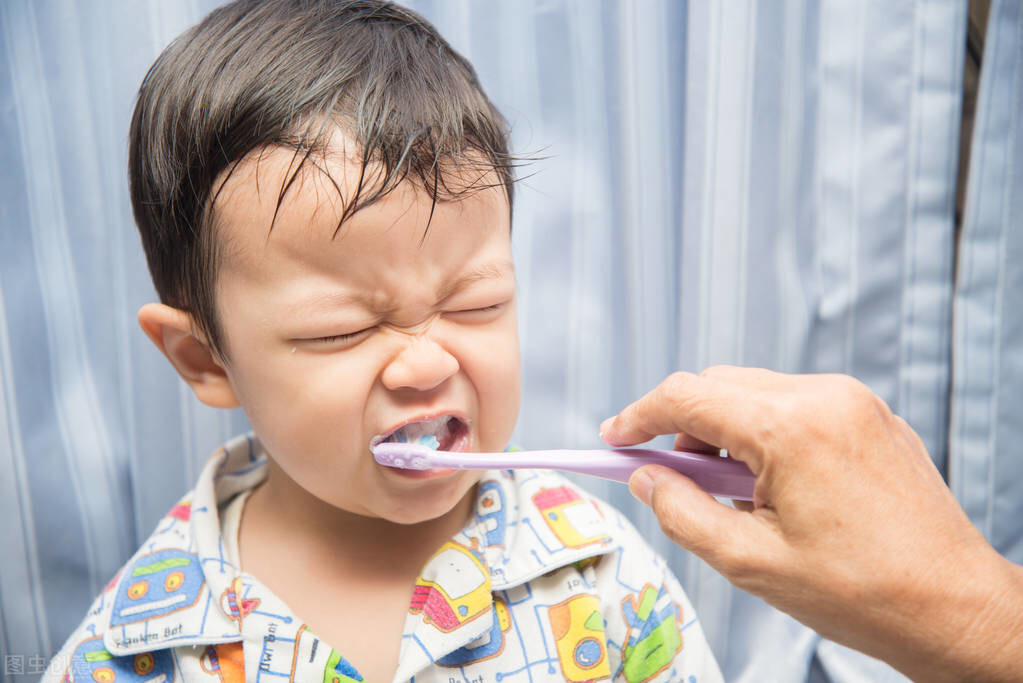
137, 303, 240, 409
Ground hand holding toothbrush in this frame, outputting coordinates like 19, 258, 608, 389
601, 366, 1023, 683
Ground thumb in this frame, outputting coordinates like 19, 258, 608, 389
630, 464, 769, 573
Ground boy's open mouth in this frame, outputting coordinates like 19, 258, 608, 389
371, 415, 470, 453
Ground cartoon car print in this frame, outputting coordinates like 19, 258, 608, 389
437, 596, 512, 666
199, 642, 244, 683
531, 487, 609, 549
410, 541, 491, 632
110, 549, 204, 626
620, 585, 683, 682
548, 594, 610, 682
65, 636, 172, 683
475, 481, 507, 548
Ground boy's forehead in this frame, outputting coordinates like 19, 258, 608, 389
212, 143, 351, 240
210, 139, 511, 270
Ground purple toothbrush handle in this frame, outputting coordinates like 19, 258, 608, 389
592, 449, 755, 500
372, 442, 756, 500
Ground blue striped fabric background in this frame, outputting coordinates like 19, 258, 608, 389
950, 0, 1023, 568
1, 1, 1019, 681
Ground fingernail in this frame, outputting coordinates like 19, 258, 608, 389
629, 469, 653, 506
599, 417, 616, 444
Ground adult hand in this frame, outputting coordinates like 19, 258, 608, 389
601, 367, 1023, 683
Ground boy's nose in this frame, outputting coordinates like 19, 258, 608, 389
381, 337, 459, 392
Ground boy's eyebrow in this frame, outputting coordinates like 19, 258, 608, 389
437, 260, 515, 301
290, 260, 515, 317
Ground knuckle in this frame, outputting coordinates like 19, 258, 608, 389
652, 499, 704, 551
699, 364, 733, 380
723, 531, 776, 583
821, 374, 887, 416
834, 373, 871, 401
662, 522, 713, 560
661, 370, 697, 398
716, 548, 755, 582
747, 395, 793, 446
656, 372, 701, 418
871, 391, 894, 417
745, 366, 778, 382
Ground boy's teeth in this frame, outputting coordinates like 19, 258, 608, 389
384, 416, 454, 449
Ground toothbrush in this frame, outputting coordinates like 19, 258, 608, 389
373, 442, 756, 501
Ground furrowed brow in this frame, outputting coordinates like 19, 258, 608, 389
289, 291, 374, 318
438, 260, 515, 301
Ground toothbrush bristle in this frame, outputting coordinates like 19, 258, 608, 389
372, 442, 433, 469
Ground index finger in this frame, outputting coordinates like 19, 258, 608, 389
600, 370, 763, 461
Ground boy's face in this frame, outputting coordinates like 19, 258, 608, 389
210, 142, 520, 525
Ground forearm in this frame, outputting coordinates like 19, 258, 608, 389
869, 549, 1023, 683
918, 552, 1023, 682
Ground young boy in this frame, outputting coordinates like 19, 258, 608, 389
48, 1, 723, 681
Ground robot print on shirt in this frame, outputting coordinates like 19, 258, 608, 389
436, 595, 512, 666
531, 486, 610, 549
475, 480, 508, 548
65, 636, 173, 683
109, 549, 204, 626
619, 585, 684, 683
410, 540, 492, 632
548, 593, 611, 682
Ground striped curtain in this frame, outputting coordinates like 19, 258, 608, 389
950, 0, 1023, 569
1, 1, 1018, 682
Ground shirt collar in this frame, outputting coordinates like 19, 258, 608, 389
99, 435, 618, 666
101, 434, 265, 656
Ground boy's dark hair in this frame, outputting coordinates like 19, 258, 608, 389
129, 0, 515, 361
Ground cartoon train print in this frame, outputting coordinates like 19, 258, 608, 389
475, 480, 508, 548
548, 594, 610, 682
531, 486, 609, 549
65, 636, 172, 683
619, 585, 684, 683
409, 541, 492, 632
110, 548, 204, 626
437, 596, 512, 666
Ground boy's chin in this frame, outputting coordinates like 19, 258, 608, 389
375, 473, 481, 526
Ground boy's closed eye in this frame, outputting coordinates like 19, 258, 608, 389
303, 329, 374, 348
443, 301, 509, 322
294, 301, 511, 349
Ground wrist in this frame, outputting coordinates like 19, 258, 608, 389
891, 544, 1023, 682
950, 552, 1023, 682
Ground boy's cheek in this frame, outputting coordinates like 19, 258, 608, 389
477, 353, 522, 448
228, 356, 368, 432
